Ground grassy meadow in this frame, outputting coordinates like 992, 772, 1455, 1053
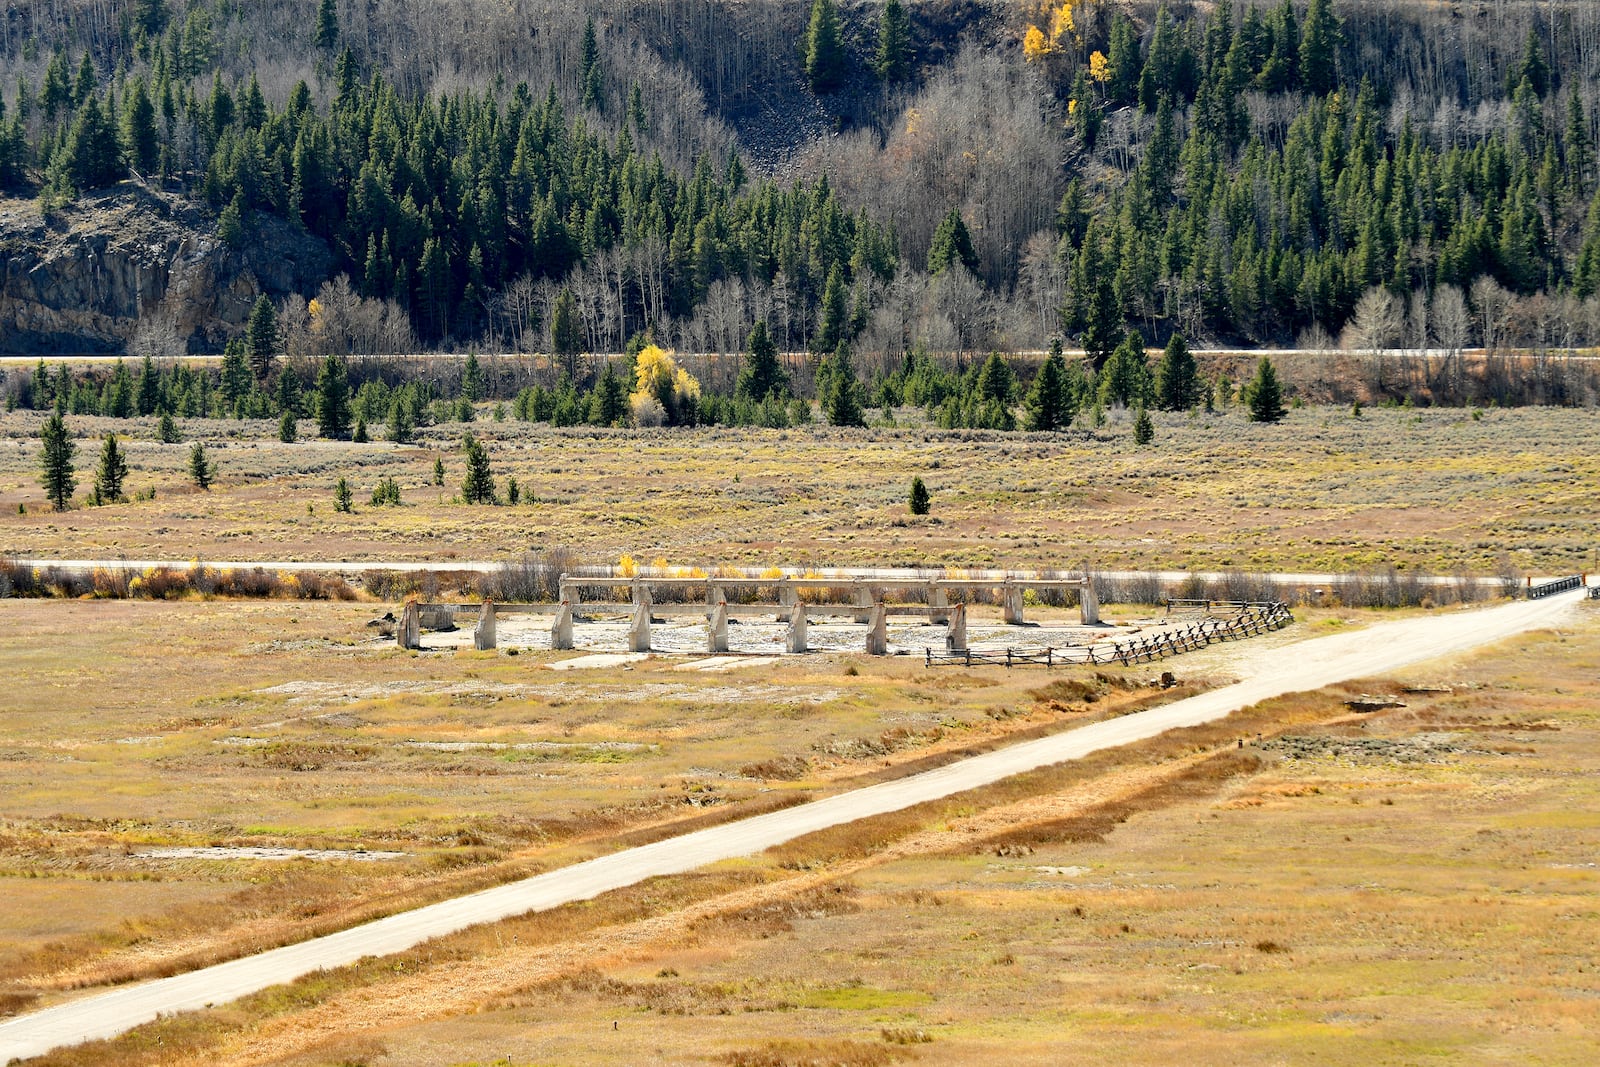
0, 404, 1597, 574
0, 594, 1222, 1019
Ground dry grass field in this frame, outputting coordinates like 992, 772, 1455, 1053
0, 595, 1227, 1021
1, 404, 1598, 574
11, 602, 1595, 1067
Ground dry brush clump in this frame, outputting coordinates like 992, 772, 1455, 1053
0, 560, 358, 601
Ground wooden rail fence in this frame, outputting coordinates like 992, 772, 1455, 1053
1528, 575, 1583, 600
925, 602, 1293, 670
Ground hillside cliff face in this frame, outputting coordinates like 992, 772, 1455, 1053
0, 185, 331, 355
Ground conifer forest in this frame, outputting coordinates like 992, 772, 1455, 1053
5, 1, 1600, 415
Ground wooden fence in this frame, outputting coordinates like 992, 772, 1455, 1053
925, 602, 1293, 670
1527, 575, 1583, 599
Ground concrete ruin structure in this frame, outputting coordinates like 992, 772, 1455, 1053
392, 569, 1101, 656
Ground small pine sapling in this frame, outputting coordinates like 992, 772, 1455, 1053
188, 441, 214, 490
908, 475, 931, 515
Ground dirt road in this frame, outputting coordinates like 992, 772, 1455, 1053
0, 589, 1582, 1063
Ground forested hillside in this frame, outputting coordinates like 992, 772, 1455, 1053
4, 0, 1600, 368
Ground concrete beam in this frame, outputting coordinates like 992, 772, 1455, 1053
474, 601, 497, 650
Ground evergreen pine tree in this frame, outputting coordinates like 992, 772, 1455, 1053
62, 94, 123, 192
927, 208, 979, 276
1132, 404, 1155, 445
333, 476, 352, 512
353, 416, 368, 443
122, 78, 159, 175
812, 268, 849, 354
1575, 192, 1600, 298
588, 361, 628, 425
461, 352, 485, 402
580, 16, 604, 111
873, 0, 912, 84
1024, 343, 1072, 432
461, 433, 496, 503
188, 441, 214, 489
1246, 357, 1287, 423
246, 295, 277, 380
735, 320, 787, 400
39, 411, 77, 511
975, 352, 1016, 405
92, 433, 129, 503
1154, 333, 1200, 410
135, 353, 161, 415
133, 0, 170, 38
217, 194, 245, 248
157, 411, 179, 443
315, 354, 351, 439
218, 341, 251, 408
551, 287, 582, 374
823, 343, 865, 427
279, 408, 297, 442
1299, 0, 1341, 96
433, 456, 445, 486
275, 364, 301, 416
387, 395, 414, 444
1098, 331, 1154, 408
908, 475, 930, 515
804, 0, 847, 94
505, 477, 520, 505
315, 0, 339, 50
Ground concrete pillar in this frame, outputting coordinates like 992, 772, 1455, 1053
865, 602, 888, 655
1079, 574, 1101, 626
785, 601, 808, 653
854, 580, 874, 609
558, 577, 577, 609
1003, 582, 1025, 625
397, 600, 421, 650
474, 601, 496, 650
928, 583, 948, 609
632, 580, 653, 609
707, 601, 729, 653
551, 600, 575, 650
708, 583, 728, 608
629, 601, 652, 653
778, 579, 798, 608
946, 602, 968, 652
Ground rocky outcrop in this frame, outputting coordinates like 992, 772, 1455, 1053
0, 183, 332, 355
